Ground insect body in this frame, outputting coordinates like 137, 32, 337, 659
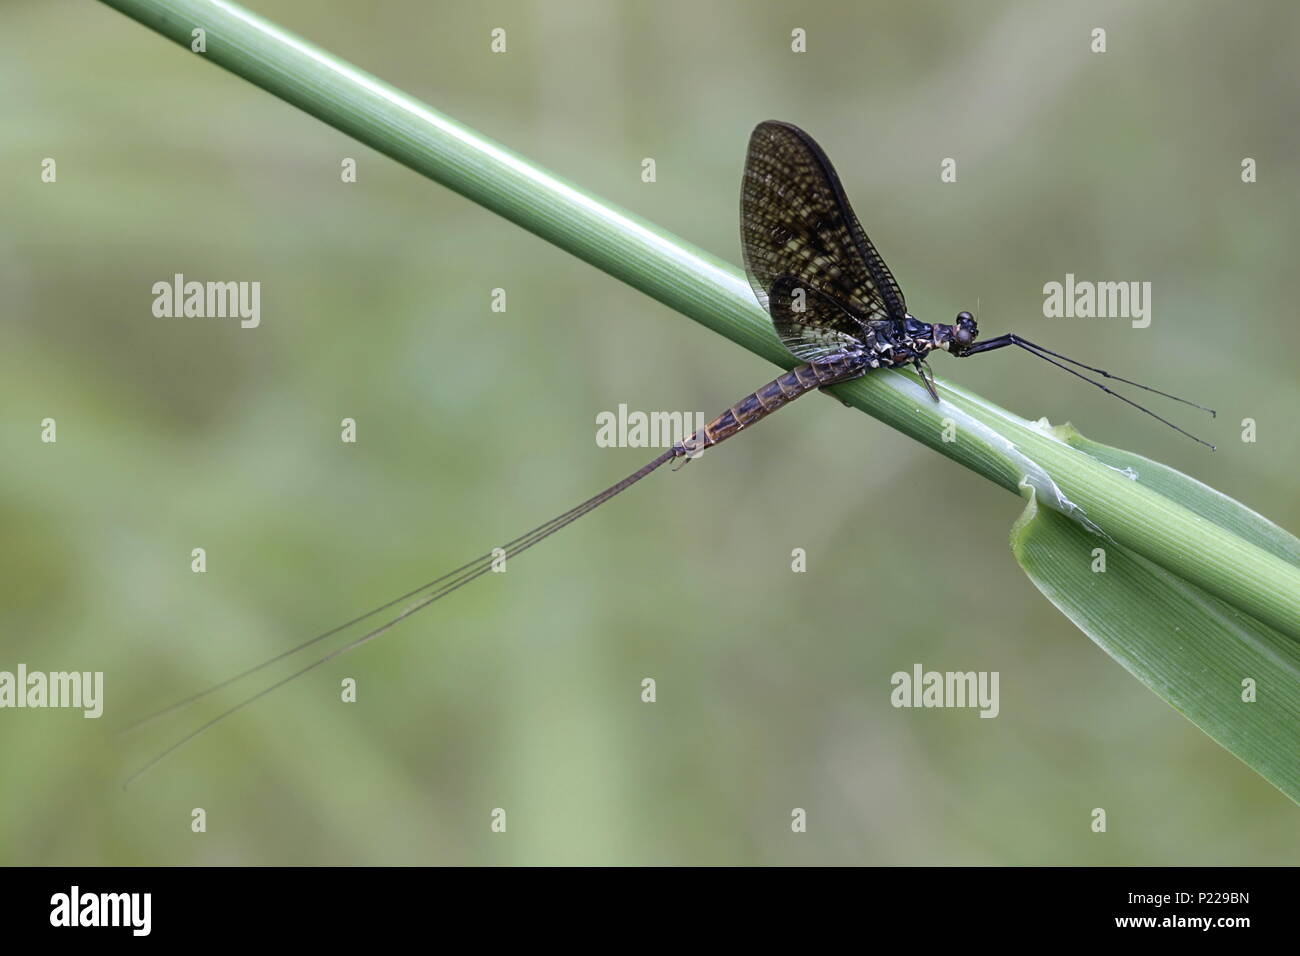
125, 121, 1213, 783
678, 120, 977, 455
689, 121, 1213, 452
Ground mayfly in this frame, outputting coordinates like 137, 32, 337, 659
124, 120, 1215, 784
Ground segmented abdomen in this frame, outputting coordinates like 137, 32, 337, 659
676, 356, 864, 455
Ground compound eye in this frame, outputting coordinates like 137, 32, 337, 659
954, 326, 974, 346
956, 311, 974, 323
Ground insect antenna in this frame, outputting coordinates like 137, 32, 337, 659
1012, 336, 1215, 417
1009, 337, 1215, 450
122, 448, 678, 786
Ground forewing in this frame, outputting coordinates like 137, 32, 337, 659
767, 274, 870, 362
741, 120, 907, 328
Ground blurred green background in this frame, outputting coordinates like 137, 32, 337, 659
3, 0, 1297, 865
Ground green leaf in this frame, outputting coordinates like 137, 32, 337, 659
1060, 425, 1300, 569
1011, 426, 1300, 803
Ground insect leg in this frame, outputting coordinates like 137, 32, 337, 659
914, 360, 939, 402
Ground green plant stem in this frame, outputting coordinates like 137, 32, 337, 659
98, 0, 1300, 638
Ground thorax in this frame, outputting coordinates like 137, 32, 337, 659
860, 316, 941, 368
